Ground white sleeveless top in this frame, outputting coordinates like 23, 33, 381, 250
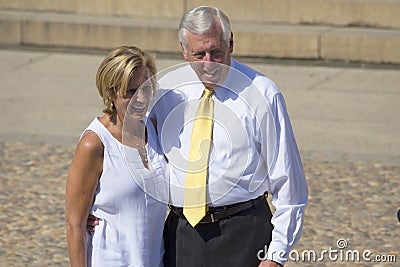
85, 118, 167, 267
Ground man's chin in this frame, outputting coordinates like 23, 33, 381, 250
201, 75, 223, 88
202, 81, 218, 89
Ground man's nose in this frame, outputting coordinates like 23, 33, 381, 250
202, 53, 216, 69
203, 52, 212, 62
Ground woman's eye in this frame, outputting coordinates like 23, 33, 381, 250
127, 89, 137, 96
142, 85, 152, 92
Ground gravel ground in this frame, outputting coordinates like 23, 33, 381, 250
0, 141, 399, 266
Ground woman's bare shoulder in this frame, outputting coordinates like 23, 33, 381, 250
76, 130, 104, 158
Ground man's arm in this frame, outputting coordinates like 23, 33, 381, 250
86, 214, 100, 232
264, 92, 308, 265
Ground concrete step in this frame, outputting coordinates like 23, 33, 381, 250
1, 10, 400, 64
0, 11, 179, 52
1, 0, 399, 29
0, 0, 185, 20
188, 0, 400, 29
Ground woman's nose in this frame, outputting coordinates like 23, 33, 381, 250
135, 94, 144, 103
135, 89, 148, 103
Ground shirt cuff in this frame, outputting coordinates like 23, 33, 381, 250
266, 241, 289, 265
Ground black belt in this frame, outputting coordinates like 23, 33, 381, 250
169, 193, 267, 224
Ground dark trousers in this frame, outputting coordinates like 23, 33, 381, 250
163, 198, 273, 267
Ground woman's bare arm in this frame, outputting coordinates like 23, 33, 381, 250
65, 131, 103, 267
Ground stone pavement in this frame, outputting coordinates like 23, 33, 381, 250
0, 47, 399, 266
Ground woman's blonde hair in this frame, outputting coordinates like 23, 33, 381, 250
96, 46, 157, 114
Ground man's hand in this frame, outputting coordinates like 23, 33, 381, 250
86, 214, 100, 232
258, 260, 283, 267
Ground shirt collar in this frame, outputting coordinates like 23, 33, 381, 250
213, 58, 237, 101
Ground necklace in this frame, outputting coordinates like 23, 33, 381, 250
122, 130, 149, 165
131, 140, 148, 163
135, 143, 149, 169
112, 116, 149, 166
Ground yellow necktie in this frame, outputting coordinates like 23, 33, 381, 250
183, 88, 214, 227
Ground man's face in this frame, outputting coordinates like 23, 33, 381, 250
182, 25, 233, 88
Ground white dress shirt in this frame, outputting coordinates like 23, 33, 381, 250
149, 58, 308, 264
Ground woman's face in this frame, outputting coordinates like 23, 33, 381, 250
113, 66, 153, 119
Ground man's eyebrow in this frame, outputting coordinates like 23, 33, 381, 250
192, 47, 224, 53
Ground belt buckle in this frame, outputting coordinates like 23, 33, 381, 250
210, 213, 215, 223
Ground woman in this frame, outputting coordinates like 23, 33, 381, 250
65, 46, 167, 267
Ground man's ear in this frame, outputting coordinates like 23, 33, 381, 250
229, 32, 234, 54
180, 43, 189, 61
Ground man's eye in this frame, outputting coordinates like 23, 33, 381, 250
193, 53, 206, 59
211, 50, 223, 58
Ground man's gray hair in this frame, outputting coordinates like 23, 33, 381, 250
178, 6, 232, 51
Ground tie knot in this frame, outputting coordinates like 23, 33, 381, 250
203, 88, 214, 98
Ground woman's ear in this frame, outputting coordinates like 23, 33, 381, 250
109, 91, 117, 101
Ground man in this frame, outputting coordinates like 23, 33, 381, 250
150, 6, 308, 267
